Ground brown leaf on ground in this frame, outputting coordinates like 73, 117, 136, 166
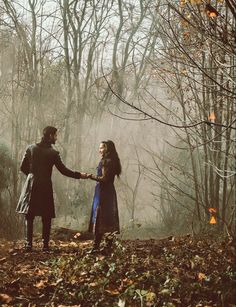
0, 235, 235, 306
35, 279, 48, 289
0, 293, 13, 303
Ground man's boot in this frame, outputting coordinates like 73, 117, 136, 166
42, 217, 51, 251
25, 217, 34, 251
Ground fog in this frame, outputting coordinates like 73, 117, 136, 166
0, 0, 235, 239
50, 83, 176, 238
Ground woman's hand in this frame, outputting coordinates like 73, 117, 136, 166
80, 172, 91, 179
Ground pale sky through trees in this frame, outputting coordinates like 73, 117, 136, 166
0, 0, 235, 238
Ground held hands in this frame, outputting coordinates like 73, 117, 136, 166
80, 172, 93, 179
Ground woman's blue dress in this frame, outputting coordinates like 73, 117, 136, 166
89, 159, 120, 235
91, 162, 102, 225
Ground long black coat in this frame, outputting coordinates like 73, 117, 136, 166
16, 141, 81, 218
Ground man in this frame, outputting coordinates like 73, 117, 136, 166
16, 126, 88, 251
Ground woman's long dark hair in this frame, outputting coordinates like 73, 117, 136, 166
102, 140, 121, 177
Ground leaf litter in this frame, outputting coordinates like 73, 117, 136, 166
0, 234, 235, 306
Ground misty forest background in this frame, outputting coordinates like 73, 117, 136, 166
0, 0, 235, 240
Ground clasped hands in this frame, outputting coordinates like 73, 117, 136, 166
80, 172, 93, 179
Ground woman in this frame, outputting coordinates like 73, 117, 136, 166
88, 140, 121, 253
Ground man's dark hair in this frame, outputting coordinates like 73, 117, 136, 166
43, 126, 57, 140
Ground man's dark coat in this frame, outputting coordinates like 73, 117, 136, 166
16, 141, 80, 218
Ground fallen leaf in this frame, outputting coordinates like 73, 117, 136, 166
198, 272, 207, 281
74, 232, 81, 238
0, 257, 6, 263
146, 291, 156, 302
118, 299, 125, 307
20, 286, 38, 297
69, 242, 78, 247
123, 278, 134, 285
159, 289, 172, 296
51, 278, 63, 286
9, 278, 20, 286
35, 279, 47, 289
0, 293, 13, 303
105, 289, 120, 295
34, 268, 48, 276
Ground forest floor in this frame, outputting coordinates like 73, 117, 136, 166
0, 230, 236, 307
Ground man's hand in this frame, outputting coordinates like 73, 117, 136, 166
80, 172, 92, 179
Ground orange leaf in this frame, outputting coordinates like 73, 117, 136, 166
210, 216, 217, 224
123, 278, 134, 285
0, 294, 13, 304
179, 0, 187, 6
208, 112, 216, 122
190, 0, 203, 4
198, 272, 206, 281
207, 11, 217, 17
209, 208, 217, 213
35, 279, 47, 289
183, 32, 190, 39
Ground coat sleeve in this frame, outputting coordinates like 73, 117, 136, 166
54, 152, 81, 179
90, 160, 112, 182
20, 147, 31, 175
